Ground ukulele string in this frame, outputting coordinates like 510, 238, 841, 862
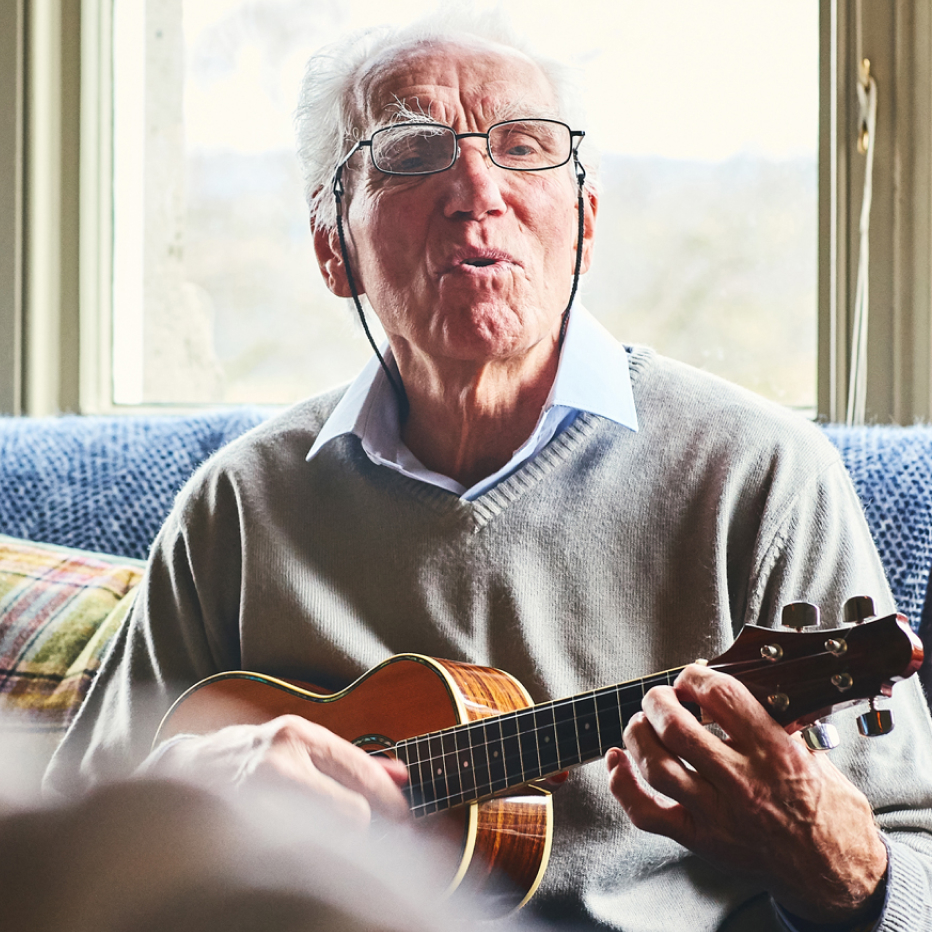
402, 648, 833, 817
377, 641, 850, 815
396, 669, 685, 815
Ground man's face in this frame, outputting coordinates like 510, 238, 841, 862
317, 40, 597, 368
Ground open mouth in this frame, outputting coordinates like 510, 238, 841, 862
450, 251, 517, 271
443, 249, 520, 276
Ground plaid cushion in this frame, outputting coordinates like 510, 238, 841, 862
0, 534, 144, 738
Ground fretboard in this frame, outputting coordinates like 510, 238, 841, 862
394, 666, 687, 818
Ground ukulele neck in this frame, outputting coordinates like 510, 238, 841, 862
396, 666, 688, 817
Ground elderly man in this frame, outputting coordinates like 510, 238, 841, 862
47, 13, 932, 932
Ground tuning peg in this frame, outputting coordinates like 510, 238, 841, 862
857, 699, 894, 736
781, 601, 820, 631
844, 595, 875, 624
801, 721, 840, 751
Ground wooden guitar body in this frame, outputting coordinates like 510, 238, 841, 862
157, 654, 552, 914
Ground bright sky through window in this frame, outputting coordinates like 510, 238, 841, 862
181, 0, 817, 162
112, 0, 817, 408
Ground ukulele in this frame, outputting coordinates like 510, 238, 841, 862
156, 611, 922, 915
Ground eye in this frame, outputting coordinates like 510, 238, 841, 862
497, 130, 542, 158
491, 121, 564, 168
398, 152, 428, 172
379, 133, 429, 170
504, 138, 540, 158
372, 125, 454, 174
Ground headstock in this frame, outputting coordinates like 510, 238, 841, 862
710, 598, 922, 738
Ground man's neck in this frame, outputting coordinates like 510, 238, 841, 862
396, 338, 560, 489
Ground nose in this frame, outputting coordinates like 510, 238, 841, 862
441, 139, 507, 220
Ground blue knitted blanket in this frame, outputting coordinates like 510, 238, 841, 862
0, 412, 930, 629
823, 426, 932, 629
0, 410, 267, 561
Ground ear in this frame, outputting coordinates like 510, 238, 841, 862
312, 219, 355, 299
578, 187, 599, 275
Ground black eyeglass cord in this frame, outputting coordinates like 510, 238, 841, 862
559, 157, 588, 349
331, 154, 587, 422
334, 179, 410, 422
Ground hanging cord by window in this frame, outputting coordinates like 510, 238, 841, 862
333, 169, 410, 422
846, 58, 877, 426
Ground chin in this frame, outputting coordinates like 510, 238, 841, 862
437, 300, 556, 361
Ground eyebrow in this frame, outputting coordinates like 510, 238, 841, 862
485, 98, 560, 123
378, 96, 561, 129
383, 96, 438, 124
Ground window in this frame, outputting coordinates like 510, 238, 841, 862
5, 1, 931, 421
108, 0, 818, 410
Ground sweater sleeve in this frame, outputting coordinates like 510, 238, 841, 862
746, 455, 932, 931
43, 462, 245, 796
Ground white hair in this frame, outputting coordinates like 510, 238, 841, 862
295, 5, 599, 231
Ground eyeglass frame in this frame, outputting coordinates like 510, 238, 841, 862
332, 118, 586, 197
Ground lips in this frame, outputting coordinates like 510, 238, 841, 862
445, 248, 521, 273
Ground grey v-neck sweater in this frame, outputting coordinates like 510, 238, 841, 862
48, 347, 932, 931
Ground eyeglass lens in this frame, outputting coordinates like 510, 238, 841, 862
370, 120, 572, 175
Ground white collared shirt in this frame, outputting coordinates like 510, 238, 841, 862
306, 304, 639, 500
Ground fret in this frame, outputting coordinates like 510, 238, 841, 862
594, 686, 625, 752
420, 739, 440, 808
499, 710, 523, 786
572, 692, 601, 763
395, 739, 415, 807
618, 679, 648, 731
518, 708, 542, 781
426, 732, 447, 814
618, 683, 632, 735
476, 720, 498, 796
553, 698, 581, 769
440, 727, 463, 805
593, 688, 603, 755
482, 716, 508, 792
454, 719, 478, 801
415, 735, 442, 810
467, 718, 492, 797
535, 703, 559, 774
395, 739, 424, 810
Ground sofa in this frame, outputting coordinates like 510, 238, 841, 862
1, 410, 931, 794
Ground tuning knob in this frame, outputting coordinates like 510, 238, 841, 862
781, 601, 820, 631
857, 700, 895, 736
844, 595, 875, 624
801, 721, 840, 751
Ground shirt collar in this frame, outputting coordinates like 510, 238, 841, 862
307, 303, 638, 463
545, 302, 638, 428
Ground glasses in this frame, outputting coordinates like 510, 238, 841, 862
337, 118, 585, 178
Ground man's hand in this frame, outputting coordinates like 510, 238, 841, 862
145, 715, 409, 828
606, 663, 887, 925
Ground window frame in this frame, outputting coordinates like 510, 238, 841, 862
819, 0, 932, 423
2, 0, 931, 420
0, 0, 24, 416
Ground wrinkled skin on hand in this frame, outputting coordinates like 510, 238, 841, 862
148, 715, 409, 829
606, 664, 887, 925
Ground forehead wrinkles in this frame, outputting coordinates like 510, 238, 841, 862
354, 43, 558, 133
379, 89, 558, 128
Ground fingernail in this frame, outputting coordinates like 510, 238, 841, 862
606, 748, 620, 771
